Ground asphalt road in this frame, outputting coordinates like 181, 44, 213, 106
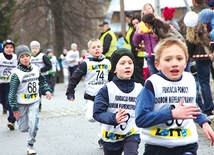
0, 81, 214, 155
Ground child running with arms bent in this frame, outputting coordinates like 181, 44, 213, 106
66, 38, 111, 122
93, 48, 142, 155
9, 45, 52, 155
135, 38, 214, 155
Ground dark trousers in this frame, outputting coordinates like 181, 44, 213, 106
103, 136, 140, 155
68, 65, 78, 78
143, 143, 198, 155
133, 57, 144, 86
45, 74, 55, 93
0, 83, 16, 123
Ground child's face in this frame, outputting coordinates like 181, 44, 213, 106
19, 54, 31, 66
4, 44, 14, 55
31, 46, 40, 56
155, 45, 187, 81
132, 19, 140, 29
81, 52, 86, 57
48, 52, 53, 57
114, 56, 134, 80
72, 46, 78, 51
88, 41, 103, 58
63, 49, 67, 54
143, 4, 154, 15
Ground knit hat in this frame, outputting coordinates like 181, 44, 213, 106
71, 43, 77, 49
183, 11, 198, 27
162, 7, 176, 21
45, 48, 53, 55
3, 39, 15, 48
110, 48, 135, 73
15, 45, 31, 61
30, 40, 40, 49
199, 9, 214, 24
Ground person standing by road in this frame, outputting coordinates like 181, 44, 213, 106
186, 0, 214, 119
99, 21, 117, 59
9, 45, 52, 155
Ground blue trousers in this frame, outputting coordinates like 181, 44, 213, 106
196, 59, 214, 115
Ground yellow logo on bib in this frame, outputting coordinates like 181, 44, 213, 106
149, 126, 192, 138
21, 93, 37, 99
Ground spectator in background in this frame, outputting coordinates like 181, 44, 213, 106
162, 7, 180, 31
130, 15, 145, 85
133, 3, 159, 75
116, 32, 125, 49
45, 49, 60, 95
66, 43, 80, 77
124, 11, 134, 50
58, 47, 69, 88
184, 0, 214, 119
99, 21, 117, 59
142, 13, 185, 42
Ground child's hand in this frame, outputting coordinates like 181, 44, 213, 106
116, 108, 128, 124
202, 122, 214, 146
171, 98, 200, 119
46, 92, 52, 100
13, 111, 20, 119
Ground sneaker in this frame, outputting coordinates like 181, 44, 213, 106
27, 145, 36, 155
7, 122, 15, 130
98, 138, 104, 149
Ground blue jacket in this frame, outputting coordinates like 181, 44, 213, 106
135, 71, 210, 128
93, 76, 140, 150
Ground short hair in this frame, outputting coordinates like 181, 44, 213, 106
154, 38, 188, 62
71, 43, 77, 49
87, 38, 102, 49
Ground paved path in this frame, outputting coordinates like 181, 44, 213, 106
0, 82, 214, 155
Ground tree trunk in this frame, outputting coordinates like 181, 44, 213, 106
50, 0, 64, 57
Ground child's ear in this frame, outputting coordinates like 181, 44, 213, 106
154, 61, 160, 71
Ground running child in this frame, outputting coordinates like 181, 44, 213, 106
93, 48, 143, 155
135, 38, 214, 155
9, 45, 52, 155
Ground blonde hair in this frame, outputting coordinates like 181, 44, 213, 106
87, 38, 102, 49
141, 3, 158, 18
154, 37, 188, 62
186, 25, 200, 44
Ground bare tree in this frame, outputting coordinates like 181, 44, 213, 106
11, 0, 111, 57
0, 0, 16, 42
